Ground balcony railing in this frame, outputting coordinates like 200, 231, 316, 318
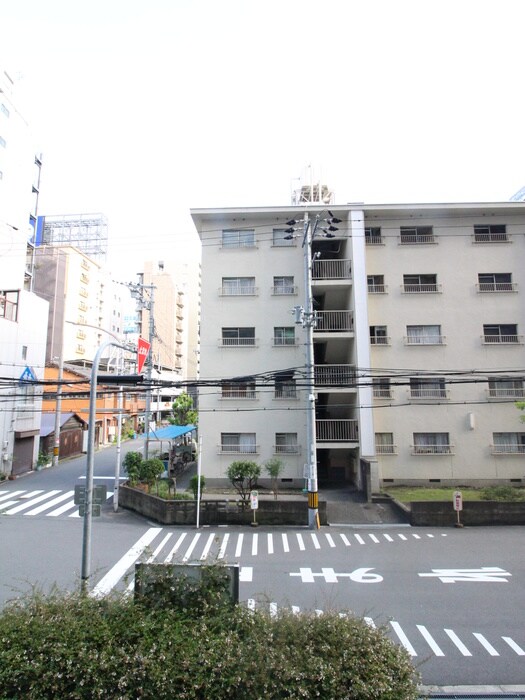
274, 444, 301, 455
316, 419, 358, 442
477, 282, 517, 293
487, 388, 525, 399
272, 336, 298, 346
473, 233, 509, 243
370, 335, 390, 346
219, 286, 258, 296
365, 234, 383, 245
399, 233, 436, 245
219, 337, 257, 347
491, 444, 525, 454
373, 388, 392, 399
368, 284, 387, 294
218, 444, 259, 454
315, 311, 353, 333
271, 285, 297, 295
410, 388, 449, 399
412, 444, 453, 455
402, 284, 441, 294
312, 259, 352, 281
274, 387, 298, 400
221, 389, 257, 399
314, 364, 356, 387
405, 335, 445, 345
482, 335, 522, 344
375, 443, 397, 455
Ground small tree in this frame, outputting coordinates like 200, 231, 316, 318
139, 458, 165, 492
123, 451, 143, 486
171, 392, 198, 426
226, 460, 260, 505
189, 474, 206, 500
264, 457, 284, 499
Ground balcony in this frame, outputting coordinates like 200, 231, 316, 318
487, 388, 525, 399
316, 419, 358, 443
315, 311, 353, 333
218, 444, 259, 455
411, 444, 453, 455
482, 335, 522, 345
312, 259, 352, 281
477, 282, 517, 293
219, 337, 257, 347
402, 283, 441, 294
221, 389, 257, 400
368, 283, 387, 294
272, 336, 298, 347
271, 285, 297, 295
491, 444, 525, 454
370, 335, 390, 346
373, 388, 392, 399
375, 443, 397, 455
274, 444, 301, 455
314, 364, 356, 387
219, 286, 258, 296
410, 388, 449, 400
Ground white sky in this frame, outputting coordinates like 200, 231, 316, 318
1, 0, 524, 273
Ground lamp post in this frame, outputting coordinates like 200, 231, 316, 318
286, 210, 341, 530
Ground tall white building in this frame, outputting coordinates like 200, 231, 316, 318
191, 201, 525, 491
0, 66, 48, 476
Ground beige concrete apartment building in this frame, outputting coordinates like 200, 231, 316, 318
191, 202, 525, 491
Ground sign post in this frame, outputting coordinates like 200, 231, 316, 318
250, 489, 259, 527
453, 490, 463, 528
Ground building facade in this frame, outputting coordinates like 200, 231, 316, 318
192, 202, 525, 491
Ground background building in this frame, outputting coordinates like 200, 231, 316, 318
192, 200, 525, 492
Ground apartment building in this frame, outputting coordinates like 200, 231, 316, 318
191, 202, 525, 491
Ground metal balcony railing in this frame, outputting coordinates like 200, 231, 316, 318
274, 444, 301, 455
412, 444, 453, 455
399, 233, 435, 245
482, 335, 522, 344
312, 259, 352, 280
368, 284, 387, 294
219, 285, 258, 296
365, 234, 383, 245
315, 311, 353, 332
316, 419, 358, 442
271, 285, 297, 295
221, 389, 257, 399
477, 282, 517, 293
410, 388, 449, 399
373, 388, 392, 399
218, 444, 259, 454
402, 283, 441, 294
487, 388, 525, 399
219, 337, 257, 347
491, 444, 525, 454
370, 335, 390, 346
473, 232, 509, 243
375, 443, 397, 454
314, 364, 356, 386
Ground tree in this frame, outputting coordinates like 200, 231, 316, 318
189, 474, 206, 500
171, 392, 198, 426
139, 458, 165, 491
264, 457, 284, 499
123, 451, 143, 486
226, 460, 260, 505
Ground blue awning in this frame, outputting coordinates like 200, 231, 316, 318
145, 424, 196, 441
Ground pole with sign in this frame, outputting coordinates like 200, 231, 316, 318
250, 490, 259, 527
453, 490, 463, 528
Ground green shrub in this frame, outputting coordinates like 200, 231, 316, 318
480, 485, 525, 501
226, 460, 260, 504
138, 458, 165, 487
122, 451, 143, 485
189, 474, 206, 500
0, 589, 419, 699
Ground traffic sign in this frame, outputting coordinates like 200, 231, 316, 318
453, 490, 463, 512
250, 490, 259, 510
137, 337, 151, 373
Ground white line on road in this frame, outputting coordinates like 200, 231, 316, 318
218, 533, 229, 559
473, 632, 499, 656
47, 499, 76, 516
296, 533, 305, 551
147, 533, 172, 562
390, 621, 417, 656
444, 629, 472, 656
354, 534, 365, 545
383, 534, 394, 542
369, 534, 380, 544
417, 625, 445, 656
322, 568, 338, 583
200, 533, 215, 560
20, 490, 44, 499
251, 533, 258, 556
0, 490, 25, 502
0, 500, 18, 511
311, 533, 321, 550
364, 617, 376, 628
325, 534, 336, 548
183, 533, 201, 562
165, 533, 187, 562
26, 490, 75, 515
282, 533, 289, 552
502, 637, 525, 655
398, 534, 407, 541
91, 527, 162, 597
267, 533, 274, 554
239, 567, 252, 582
340, 534, 351, 546
5, 490, 61, 514
235, 533, 244, 558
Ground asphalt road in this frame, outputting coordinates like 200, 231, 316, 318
1, 444, 524, 689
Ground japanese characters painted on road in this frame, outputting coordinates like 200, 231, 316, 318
250, 490, 259, 510
137, 337, 151, 374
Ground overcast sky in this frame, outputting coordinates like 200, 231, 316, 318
1, 0, 524, 273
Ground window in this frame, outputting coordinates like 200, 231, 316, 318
273, 327, 296, 346
220, 433, 257, 454
221, 229, 255, 249
483, 324, 520, 344
488, 378, 524, 399
400, 226, 434, 244
489, 377, 525, 399
413, 433, 452, 454
402, 274, 439, 293
406, 325, 443, 345
477, 273, 515, 292
375, 433, 395, 454
367, 275, 386, 293
474, 224, 508, 243
221, 327, 256, 346
274, 372, 297, 399
0, 290, 19, 321
372, 378, 391, 398
272, 276, 295, 295
221, 379, 256, 399
370, 326, 389, 345
410, 378, 447, 399
275, 433, 299, 454
221, 277, 256, 296
492, 433, 525, 454
273, 228, 295, 247
364, 227, 383, 245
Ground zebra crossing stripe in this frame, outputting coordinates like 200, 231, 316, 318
20, 490, 45, 499
4, 490, 61, 514
364, 617, 376, 628
383, 534, 394, 542
200, 533, 215, 560
91, 527, 162, 597
474, 632, 499, 656
183, 533, 201, 562
325, 534, 336, 548
311, 533, 321, 550
235, 533, 244, 558
354, 534, 365, 545
340, 534, 351, 546
444, 628, 472, 656
282, 533, 290, 552
267, 533, 274, 554
239, 567, 252, 582
369, 534, 380, 544
218, 533, 229, 559
296, 533, 305, 551
0, 490, 25, 502
398, 534, 407, 540
0, 500, 18, 511
165, 533, 187, 562
251, 533, 258, 556
417, 625, 445, 656
502, 637, 525, 655
390, 621, 417, 656
26, 490, 75, 515
47, 499, 76, 516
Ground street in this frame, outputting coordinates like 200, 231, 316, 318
1, 442, 524, 689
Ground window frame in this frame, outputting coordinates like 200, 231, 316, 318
0, 290, 19, 322
220, 432, 257, 454
399, 226, 435, 245
412, 432, 452, 455
221, 327, 256, 347
221, 229, 256, 249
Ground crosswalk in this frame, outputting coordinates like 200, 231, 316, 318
244, 600, 525, 660
0, 488, 112, 518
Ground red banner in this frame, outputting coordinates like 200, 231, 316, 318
137, 337, 151, 374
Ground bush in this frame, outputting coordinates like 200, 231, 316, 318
122, 451, 143, 485
138, 458, 165, 487
226, 460, 260, 504
0, 590, 419, 699
480, 485, 525, 501
189, 474, 206, 500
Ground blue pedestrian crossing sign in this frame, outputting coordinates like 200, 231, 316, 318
19, 366, 37, 382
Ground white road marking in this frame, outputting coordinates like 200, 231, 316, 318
473, 633, 499, 656
502, 637, 525, 655
239, 566, 252, 582
444, 629, 472, 656
26, 490, 75, 515
296, 533, 305, 551
182, 533, 201, 562
20, 490, 44, 499
369, 534, 380, 544
200, 533, 215, 560
383, 534, 394, 542
398, 534, 407, 540
364, 617, 376, 628
91, 527, 162, 597
0, 490, 25, 502
340, 534, 351, 546
270, 602, 278, 618
322, 567, 338, 583
417, 625, 445, 656
354, 534, 365, 545
5, 490, 61, 514
311, 533, 321, 550
235, 533, 244, 558
390, 621, 417, 656
267, 533, 274, 554
0, 500, 18, 511
217, 533, 229, 559
164, 533, 187, 562
47, 499, 76, 516
325, 533, 336, 548
251, 533, 258, 556
282, 533, 290, 552
247, 598, 255, 611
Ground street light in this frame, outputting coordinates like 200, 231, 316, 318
286, 210, 340, 530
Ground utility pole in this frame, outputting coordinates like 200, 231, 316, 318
286, 210, 341, 529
